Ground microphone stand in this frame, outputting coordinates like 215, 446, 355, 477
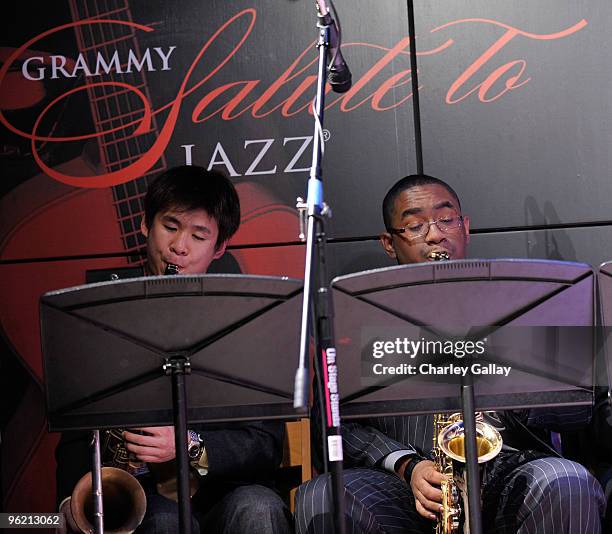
293, 5, 346, 534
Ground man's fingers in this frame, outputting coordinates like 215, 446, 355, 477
410, 460, 447, 521
123, 428, 176, 463
414, 486, 443, 515
124, 430, 158, 446
125, 441, 160, 458
414, 498, 437, 521
414, 477, 444, 502
412, 465, 444, 502
132, 426, 156, 434
422, 466, 446, 486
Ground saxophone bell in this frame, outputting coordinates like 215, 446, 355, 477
438, 416, 503, 465
70, 467, 146, 534
67, 430, 147, 533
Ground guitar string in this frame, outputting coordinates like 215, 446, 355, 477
77, 0, 134, 253
92, 0, 144, 254
104, 0, 167, 254
105, 0, 140, 252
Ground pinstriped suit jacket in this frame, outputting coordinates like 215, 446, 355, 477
339, 406, 592, 470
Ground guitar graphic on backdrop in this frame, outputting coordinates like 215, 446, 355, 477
0, 0, 302, 514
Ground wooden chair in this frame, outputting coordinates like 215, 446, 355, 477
281, 418, 312, 512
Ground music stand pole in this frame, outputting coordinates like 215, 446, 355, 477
164, 356, 192, 534
461, 370, 482, 534
293, 6, 346, 533
405, 0, 482, 527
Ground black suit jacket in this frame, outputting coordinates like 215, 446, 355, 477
55, 420, 285, 506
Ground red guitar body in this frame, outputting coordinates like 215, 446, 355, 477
0, 157, 129, 514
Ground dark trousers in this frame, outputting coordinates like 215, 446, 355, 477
137, 480, 293, 534
295, 456, 605, 534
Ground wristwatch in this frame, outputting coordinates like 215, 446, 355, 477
403, 455, 426, 484
187, 429, 204, 462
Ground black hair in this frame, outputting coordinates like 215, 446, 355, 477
382, 174, 462, 231
144, 165, 240, 248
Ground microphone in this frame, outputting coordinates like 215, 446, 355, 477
316, 0, 352, 93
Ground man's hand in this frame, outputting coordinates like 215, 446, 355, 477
409, 459, 446, 520
124, 426, 176, 463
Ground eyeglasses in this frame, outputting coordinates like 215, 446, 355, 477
388, 215, 464, 241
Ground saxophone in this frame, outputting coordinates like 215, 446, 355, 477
426, 251, 503, 533
433, 413, 462, 534
433, 413, 503, 533
68, 430, 147, 534
67, 264, 181, 533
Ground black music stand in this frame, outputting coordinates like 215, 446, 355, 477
597, 261, 612, 431
599, 262, 612, 386
331, 259, 595, 530
41, 274, 305, 534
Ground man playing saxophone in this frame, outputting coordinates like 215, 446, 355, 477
56, 166, 293, 533
295, 174, 605, 533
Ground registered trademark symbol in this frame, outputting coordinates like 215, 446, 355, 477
323, 129, 331, 141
